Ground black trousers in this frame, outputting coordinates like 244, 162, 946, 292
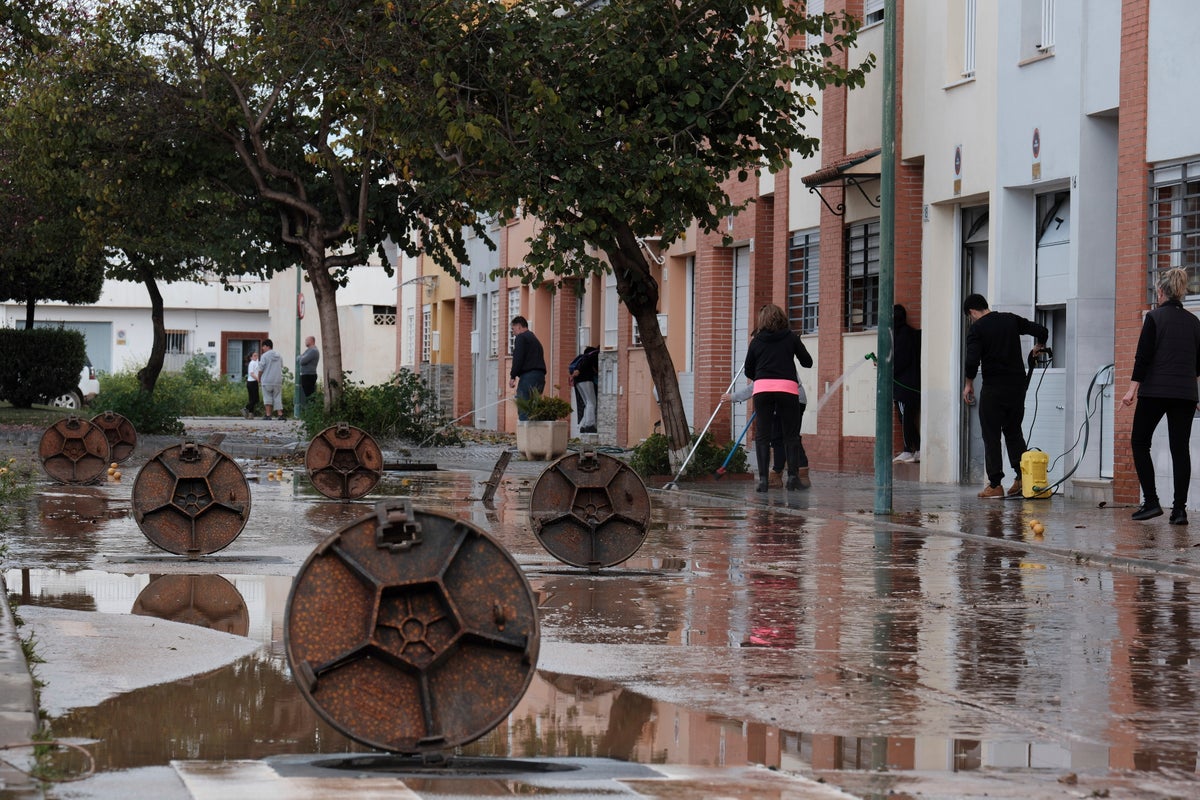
979, 386, 1027, 487
894, 398, 920, 452
246, 381, 260, 413
300, 374, 317, 398
752, 393, 806, 476
1130, 395, 1197, 510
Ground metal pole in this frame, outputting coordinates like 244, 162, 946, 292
874, 0, 898, 515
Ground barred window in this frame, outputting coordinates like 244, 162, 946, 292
507, 289, 521, 351
421, 306, 431, 363
845, 219, 880, 332
489, 291, 500, 357
372, 305, 396, 325
788, 229, 820, 334
1149, 160, 1200, 299
165, 330, 189, 354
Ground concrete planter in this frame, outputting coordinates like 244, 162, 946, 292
516, 420, 569, 460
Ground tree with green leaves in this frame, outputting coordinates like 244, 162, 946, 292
0, 1, 106, 329
92, 0, 483, 409
403, 0, 873, 454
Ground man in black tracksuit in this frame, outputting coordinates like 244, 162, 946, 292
961, 294, 1049, 499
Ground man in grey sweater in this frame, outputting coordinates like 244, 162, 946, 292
258, 339, 285, 420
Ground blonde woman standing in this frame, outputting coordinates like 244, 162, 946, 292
1122, 267, 1200, 524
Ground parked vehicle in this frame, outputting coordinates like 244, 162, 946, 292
49, 359, 100, 410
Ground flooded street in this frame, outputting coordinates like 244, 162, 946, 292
2, 437, 1199, 798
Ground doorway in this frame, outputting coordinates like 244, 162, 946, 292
961, 206, 989, 486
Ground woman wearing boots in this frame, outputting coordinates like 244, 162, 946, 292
744, 303, 813, 491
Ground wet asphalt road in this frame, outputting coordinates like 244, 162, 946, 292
0, 417, 1198, 798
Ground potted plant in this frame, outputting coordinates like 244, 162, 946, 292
514, 389, 573, 460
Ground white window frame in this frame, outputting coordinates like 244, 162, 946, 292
1038, 0, 1055, 52
963, 0, 977, 77
603, 270, 618, 349
864, 0, 884, 26
489, 290, 500, 357
806, 0, 825, 48
421, 306, 432, 363
507, 288, 521, 351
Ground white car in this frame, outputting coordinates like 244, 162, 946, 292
50, 360, 100, 410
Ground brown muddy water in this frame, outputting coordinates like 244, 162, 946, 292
4, 459, 1200, 796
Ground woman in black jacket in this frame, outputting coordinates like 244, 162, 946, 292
744, 303, 814, 491
1122, 267, 1200, 524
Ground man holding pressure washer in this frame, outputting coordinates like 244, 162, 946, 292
962, 294, 1049, 499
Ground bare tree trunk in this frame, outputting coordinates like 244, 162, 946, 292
304, 250, 344, 410
23, 297, 34, 329
605, 223, 692, 459
135, 264, 166, 393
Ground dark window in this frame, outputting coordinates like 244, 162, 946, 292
788, 230, 820, 334
845, 219, 880, 332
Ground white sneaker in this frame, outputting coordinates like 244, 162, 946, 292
893, 451, 915, 463
912, 450, 920, 463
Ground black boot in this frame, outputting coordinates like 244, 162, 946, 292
786, 471, 799, 490
756, 441, 771, 493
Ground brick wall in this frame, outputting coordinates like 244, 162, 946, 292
453, 295, 475, 422
1113, 0, 1150, 503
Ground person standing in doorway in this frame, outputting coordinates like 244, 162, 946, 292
509, 316, 546, 420
298, 336, 320, 408
258, 339, 285, 420
743, 303, 813, 492
962, 294, 1048, 499
569, 345, 600, 433
243, 349, 260, 419
1121, 267, 1200, 524
892, 304, 921, 463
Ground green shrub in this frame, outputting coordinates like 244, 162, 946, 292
299, 369, 462, 446
0, 328, 86, 408
628, 431, 749, 479
514, 389, 573, 421
0, 456, 36, 535
92, 370, 187, 435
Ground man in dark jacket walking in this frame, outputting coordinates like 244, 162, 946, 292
509, 316, 546, 420
962, 294, 1048, 499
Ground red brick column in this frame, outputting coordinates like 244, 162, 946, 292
453, 294, 475, 423
1113, 0, 1150, 504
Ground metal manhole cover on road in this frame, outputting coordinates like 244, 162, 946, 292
305, 423, 384, 500
38, 416, 110, 485
529, 449, 652, 571
285, 500, 539, 755
132, 441, 252, 556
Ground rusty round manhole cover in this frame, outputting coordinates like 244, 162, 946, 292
285, 500, 539, 754
131, 441, 251, 556
131, 574, 250, 636
38, 416, 111, 485
529, 449, 652, 571
305, 423, 383, 500
90, 411, 138, 464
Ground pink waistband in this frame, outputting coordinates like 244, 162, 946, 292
753, 378, 799, 395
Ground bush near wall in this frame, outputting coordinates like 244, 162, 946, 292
628, 432, 749, 479
299, 369, 462, 446
0, 328, 86, 408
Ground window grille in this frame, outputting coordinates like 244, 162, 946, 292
372, 305, 396, 325
507, 289, 521, 351
406, 310, 415, 364
963, 0, 977, 77
845, 219, 881, 332
489, 291, 500, 357
1149, 159, 1200, 300
421, 306, 432, 363
788, 230, 821, 334
1038, 0, 1055, 50
165, 330, 188, 354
